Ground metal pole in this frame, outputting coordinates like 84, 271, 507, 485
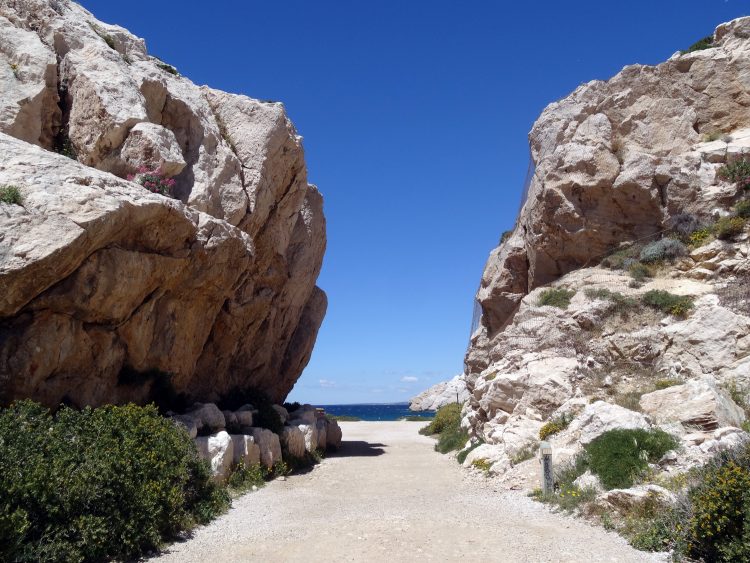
540, 441, 554, 495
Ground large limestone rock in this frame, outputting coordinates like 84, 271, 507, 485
230, 434, 261, 467
325, 419, 343, 449
249, 428, 282, 469
640, 376, 746, 430
409, 374, 469, 411
195, 431, 234, 483
467, 17, 750, 376
0, 0, 326, 407
280, 425, 306, 459
563, 402, 651, 446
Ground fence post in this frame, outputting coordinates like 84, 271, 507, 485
540, 441, 554, 495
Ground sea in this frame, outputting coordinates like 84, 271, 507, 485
317, 403, 435, 421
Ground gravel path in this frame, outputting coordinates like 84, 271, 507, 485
154, 422, 666, 562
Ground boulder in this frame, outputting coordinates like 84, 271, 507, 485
272, 405, 289, 424
230, 434, 260, 467
315, 418, 328, 450
596, 485, 676, 516
573, 471, 603, 493
0, 0, 327, 409
640, 376, 746, 430
188, 403, 225, 433
325, 419, 343, 449
298, 423, 319, 453
280, 426, 306, 459
249, 428, 282, 469
195, 431, 234, 482
565, 402, 650, 445
235, 405, 254, 427
170, 414, 198, 439
409, 374, 470, 411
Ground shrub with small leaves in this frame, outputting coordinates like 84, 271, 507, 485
639, 238, 688, 263
0, 185, 22, 205
499, 230, 513, 244
642, 289, 694, 317
537, 288, 576, 309
736, 200, 750, 219
601, 244, 642, 270
539, 413, 571, 440
128, 167, 176, 196
680, 35, 714, 54
715, 215, 746, 240
689, 227, 713, 248
584, 428, 678, 490
719, 159, 750, 190
671, 213, 702, 238
628, 262, 651, 283
456, 439, 484, 464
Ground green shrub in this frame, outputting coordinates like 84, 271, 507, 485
226, 462, 266, 494
719, 159, 750, 189
715, 215, 746, 240
654, 378, 683, 390
736, 200, 750, 219
400, 415, 432, 421
680, 35, 714, 54
510, 443, 539, 465
628, 262, 651, 283
689, 227, 713, 248
156, 61, 179, 75
456, 439, 484, 464
471, 458, 492, 474
0, 401, 229, 563
420, 403, 461, 435
0, 185, 22, 205
639, 238, 688, 263
686, 457, 750, 562
584, 288, 639, 316
642, 289, 694, 317
328, 415, 362, 422
499, 230, 513, 244
584, 428, 678, 489
601, 244, 642, 270
537, 288, 576, 309
539, 413, 571, 440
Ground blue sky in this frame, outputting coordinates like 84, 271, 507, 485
81, 0, 747, 404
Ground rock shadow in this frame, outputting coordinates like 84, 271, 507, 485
329, 440, 387, 458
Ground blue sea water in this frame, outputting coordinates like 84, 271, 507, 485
317, 403, 435, 421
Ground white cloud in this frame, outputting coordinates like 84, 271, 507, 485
400, 376, 418, 383
318, 379, 336, 388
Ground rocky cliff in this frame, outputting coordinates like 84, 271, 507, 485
462, 18, 750, 481
409, 374, 469, 411
0, 0, 326, 407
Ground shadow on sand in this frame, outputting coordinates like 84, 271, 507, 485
328, 440, 387, 458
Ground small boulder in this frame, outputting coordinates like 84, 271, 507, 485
573, 470, 603, 492
249, 428, 282, 469
315, 418, 328, 450
188, 403, 225, 433
272, 405, 290, 424
289, 404, 317, 425
640, 376, 746, 430
170, 414, 198, 439
566, 401, 650, 445
298, 423, 319, 453
195, 431, 234, 482
325, 419, 343, 449
281, 426, 306, 459
235, 405, 254, 427
230, 434, 260, 467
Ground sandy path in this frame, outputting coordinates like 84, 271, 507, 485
155, 422, 665, 563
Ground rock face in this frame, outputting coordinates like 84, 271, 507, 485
0, 0, 326, 407
409, 374, 469, 411
460, 17, 750, 486
467, 17, 750, 375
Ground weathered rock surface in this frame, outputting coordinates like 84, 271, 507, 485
250, 427, 282, 469
195, 430, 234, 482
326, 418, 343, 449
230, 434, 261, 467
280, 425, 306, 459
0, 0, 326, 407
640, 376, 746, 430
596, 485, 676, 516
409, 373, 469, 411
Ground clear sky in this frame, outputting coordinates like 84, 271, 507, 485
81, 0, 747, 404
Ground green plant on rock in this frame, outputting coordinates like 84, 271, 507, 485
639, 238, 688, 263
642, 289, 694, 317
689, 227, 713, 248
628, 262, 651, 283
420, 403, 468, 454
156, 61, 179, 76
499, 230, 513, 244
584, 428, 678, 490
680, 35, 714, 54
719, 159, 750, 190
735, 199, 750, 219
226, 462, 266, 494
510, 443, 539, 465
471, 458, 492, 474
537, 288, 576, 309
0, 400, 229, 563
539, 413, 571, 440
456, 439, 484, 464
584, 288, 639, 317
0, 185, 22, 205
601, 244, 642, 270
715, 215, 746, 240
654, 378, 683, 390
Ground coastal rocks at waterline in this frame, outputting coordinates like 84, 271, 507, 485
410, 373, 470, 411
170, 402, 342, 481
0, 0, 326, 408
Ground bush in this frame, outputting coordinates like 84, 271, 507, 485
642, 289, 694, 317
654, 378, 683, 390
499, 230, 513, 244
537, 288, 575, 309
715, 216, 746, 240
0, 185, 22, 205
628, 262, 651, 283
680, 35, 714, 54
584, 288, 639, 317
155, 61, 179, 76
226, 462, 266, 494
719, 159, 750, 189
471, 458, 492, 474
584, 428, 678, 490
686, 455, 750, 562
671, 212, 702, 238
639, 238, 688, 263
736, 200, 750, 219
689, 227, 713, 248
601, 244, 642, 270
0, 401, 229, 563
420, 403, 461, 435
510, 443, 539, 465
128, 166, 176, 196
